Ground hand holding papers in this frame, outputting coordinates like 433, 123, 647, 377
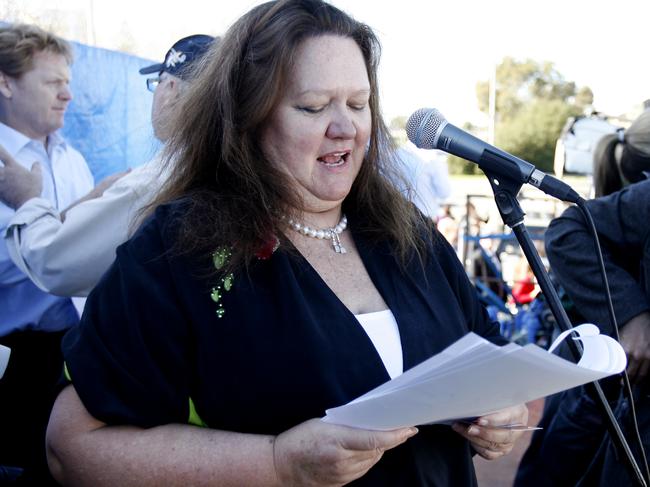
323, 324, 626, 430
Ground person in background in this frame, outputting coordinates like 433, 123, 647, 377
394, 144, 451, 221
0, 34, 214, 297
0, 23, 95, 484
46, 1, 527, 485
515, 109, 650, 487
436, 203, 459, 248
592, 108, 650, 197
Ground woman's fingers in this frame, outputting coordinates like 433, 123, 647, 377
452, 403, 529, 461
273, 419, 418, 486
340, 426, 418, 452
476, 403, 529, 427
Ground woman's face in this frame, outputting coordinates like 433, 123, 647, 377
261, 35, 372, 214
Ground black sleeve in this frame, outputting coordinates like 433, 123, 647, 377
545, 179, 650, 335
62, 205, 194, 428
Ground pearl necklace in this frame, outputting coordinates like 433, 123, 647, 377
286, 215, 348, 254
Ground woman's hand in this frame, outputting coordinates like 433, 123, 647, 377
451, 403, 528, 460
273, 419, 418, 486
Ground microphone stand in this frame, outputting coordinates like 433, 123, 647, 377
483, 171, 647, 487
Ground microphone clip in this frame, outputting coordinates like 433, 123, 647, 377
483, 169, 526, 228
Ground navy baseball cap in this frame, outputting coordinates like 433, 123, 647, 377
139, 34, 214, 79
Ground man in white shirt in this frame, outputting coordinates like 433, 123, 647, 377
0, 31, 214, 483
0, 34, 214, 298
395, 144, 452, 221
0, 24, 94, 483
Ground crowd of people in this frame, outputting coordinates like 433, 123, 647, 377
0, 0, 648, 485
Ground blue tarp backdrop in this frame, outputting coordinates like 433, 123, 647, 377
63, 40, 161, 182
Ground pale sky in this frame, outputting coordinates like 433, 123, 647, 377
7, 0, 650, 125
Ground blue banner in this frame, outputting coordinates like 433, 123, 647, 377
63, 41, 161, 182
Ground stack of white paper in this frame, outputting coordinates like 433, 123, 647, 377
323, 324, 626, 430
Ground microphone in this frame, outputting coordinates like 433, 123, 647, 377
406, 108, 582, 204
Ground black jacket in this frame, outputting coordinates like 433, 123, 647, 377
545, 178, 650, 336
64, 201, 504, 486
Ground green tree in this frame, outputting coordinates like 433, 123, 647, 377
471, 57, 588, 172
497, 99, 576, 169
447, 153, 481, 175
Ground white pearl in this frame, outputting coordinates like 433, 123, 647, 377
284, 214, 347, 251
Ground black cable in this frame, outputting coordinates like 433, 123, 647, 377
576, 199, 650, 485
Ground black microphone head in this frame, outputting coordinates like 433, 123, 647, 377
406, 108, 447, 150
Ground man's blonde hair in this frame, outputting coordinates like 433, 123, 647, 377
0, 23, 73, 78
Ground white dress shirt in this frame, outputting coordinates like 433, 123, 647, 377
395, 145, 452, 220
0, 122, 94, 335
4, 153, 166, 297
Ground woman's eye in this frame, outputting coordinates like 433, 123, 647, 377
349, 103, 367, 111
298, 106, 324, 114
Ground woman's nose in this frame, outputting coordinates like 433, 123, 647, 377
326, 108, 357, 139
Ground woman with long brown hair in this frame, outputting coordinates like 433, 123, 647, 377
46, 1, 527, 484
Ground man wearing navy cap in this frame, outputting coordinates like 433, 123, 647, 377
1, 34, 215, 297
139, 34, 213, 140
139, 34, 213, 78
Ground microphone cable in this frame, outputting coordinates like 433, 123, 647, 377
576, 199, 650, 486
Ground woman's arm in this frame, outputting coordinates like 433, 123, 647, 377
47, 385, 417, 487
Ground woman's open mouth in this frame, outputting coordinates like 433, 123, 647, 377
318, 151, 351, 167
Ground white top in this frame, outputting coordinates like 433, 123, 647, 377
0, 122, 94, 334
4, 153, 167, 297
355, 309, 403, 379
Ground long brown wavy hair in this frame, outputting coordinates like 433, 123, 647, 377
149, 0, 429, 273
